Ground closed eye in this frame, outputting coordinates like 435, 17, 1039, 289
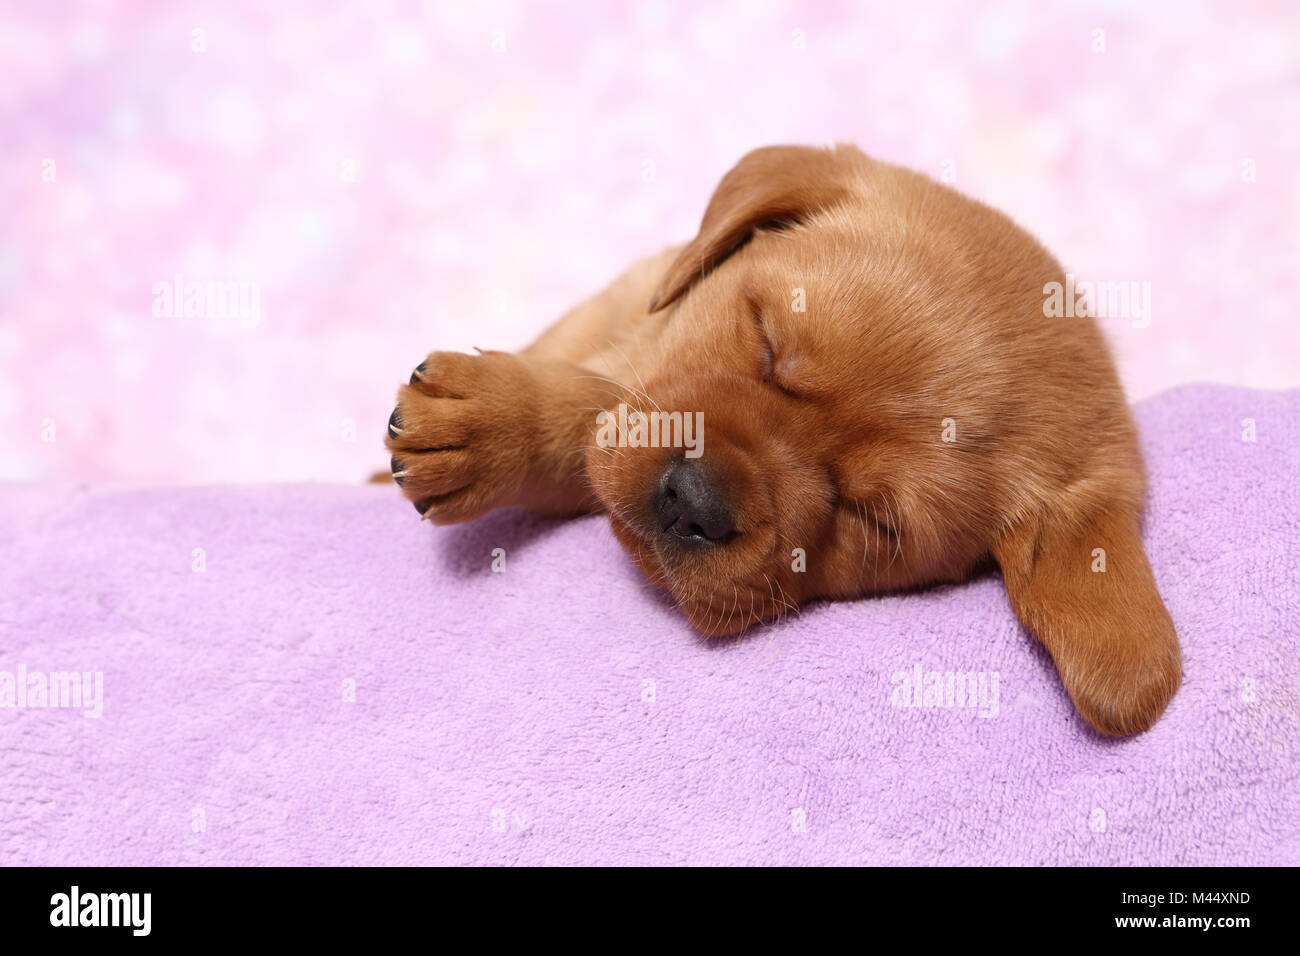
749, 299, 774, 379
749, 301, 800, 398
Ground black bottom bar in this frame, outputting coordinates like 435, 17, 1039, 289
0, 865, 1287, 943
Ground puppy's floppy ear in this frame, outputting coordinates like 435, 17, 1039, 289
993, 488, 1182, 737
648, 145, 855, 312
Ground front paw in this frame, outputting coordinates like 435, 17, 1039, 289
1066, 627, 1182, 737
384, 350, 538, 524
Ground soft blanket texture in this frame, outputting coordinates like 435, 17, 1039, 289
1, 383, 1297, 865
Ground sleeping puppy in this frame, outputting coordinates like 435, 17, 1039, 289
385, 144, 1181, 737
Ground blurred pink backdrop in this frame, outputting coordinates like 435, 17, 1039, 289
2, 0, 1297, 483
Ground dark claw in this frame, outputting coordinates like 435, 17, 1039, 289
390, 454, 405, 485
413, 500, 429, 517
387, 407, 403, 438
410, 361, 427, 384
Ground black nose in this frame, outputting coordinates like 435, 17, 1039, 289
654, 459, 736, 542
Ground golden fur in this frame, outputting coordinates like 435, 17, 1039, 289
385, 144, 1181, 736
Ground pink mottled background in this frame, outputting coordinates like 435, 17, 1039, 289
2, 0, 1297, 483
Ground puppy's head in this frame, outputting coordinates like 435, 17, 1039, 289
587, 145, 1031, 632
585, 144, 1176, 740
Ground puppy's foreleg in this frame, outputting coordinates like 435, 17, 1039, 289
385, 350, 627, 523
385, 249, 675, 523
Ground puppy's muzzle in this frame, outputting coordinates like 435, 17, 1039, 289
653, 459, 736, 543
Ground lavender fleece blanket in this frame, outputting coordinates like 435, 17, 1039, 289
2, 383, 1297, 866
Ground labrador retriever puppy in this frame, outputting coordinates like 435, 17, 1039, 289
385, 144, 1181, 736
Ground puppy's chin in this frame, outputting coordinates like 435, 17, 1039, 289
603, 510, 793, 637
675, 588, 794, 637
